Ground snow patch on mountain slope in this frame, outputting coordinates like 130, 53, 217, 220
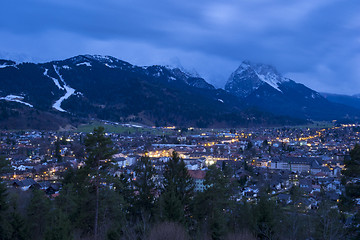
122, 123, 142, 128
153, 72, 161, 77
43, 69, 64, 90
51, 65, 76, 112
76, 62, 91, 67
0, 63, 18, 69
256, 73, 282, 92
105, 63, 117, 68
0, 95, 33, 107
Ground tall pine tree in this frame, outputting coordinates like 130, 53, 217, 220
84, 127, 115, 239
133, 156, 156, 216
160, 151, 194, 223
193, 164, 232, 239
26, 189, 52, 239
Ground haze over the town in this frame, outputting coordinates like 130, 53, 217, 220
0, 0, 359, 94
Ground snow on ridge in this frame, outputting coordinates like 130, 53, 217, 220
256, 73, 282, 92
85, 55, 115, 64
43, 68, 64, 90
165, 63, 201, 78
0, 95, 33, 108
233, 61, 251, 75
94, 55, 113, 62
245, 62, 284, 92
52, 65, 76, 112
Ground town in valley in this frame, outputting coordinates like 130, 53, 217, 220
2, 122, 358, 205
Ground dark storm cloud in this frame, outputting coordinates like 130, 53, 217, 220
0, 0, 359, 94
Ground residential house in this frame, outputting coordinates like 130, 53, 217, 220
188, 170, 206, 192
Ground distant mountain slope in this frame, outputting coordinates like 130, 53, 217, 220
0, 55, 305, 129
0, 101, 77, 130
225, 61, 360, 121
321, 93, 360, 110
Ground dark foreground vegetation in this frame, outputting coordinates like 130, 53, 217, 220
0, 127, 360, 240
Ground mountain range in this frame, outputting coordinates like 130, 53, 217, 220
320, 93, 360, 111
225, 61, 360, 120
0, 55, 358, 130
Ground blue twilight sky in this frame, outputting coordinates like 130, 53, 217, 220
0, 0, 359, 94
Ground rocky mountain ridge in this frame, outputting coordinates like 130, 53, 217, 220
225, 61, 360, 120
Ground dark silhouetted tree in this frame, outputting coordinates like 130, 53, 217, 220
160, 151, 194, 223
84, 127, 115, 239
339, 144, 360, 238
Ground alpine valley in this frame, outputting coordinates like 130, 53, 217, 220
0, 55, 358, 130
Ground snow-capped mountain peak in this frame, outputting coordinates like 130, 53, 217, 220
225, 61, 290, 97
165, 64, 201, 79
82, 54, 119, 64
142, 64, 215, 90
61, 55, 132, 69
234, 60, 251, 71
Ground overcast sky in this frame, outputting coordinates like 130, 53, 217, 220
0, 0, 359, 94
